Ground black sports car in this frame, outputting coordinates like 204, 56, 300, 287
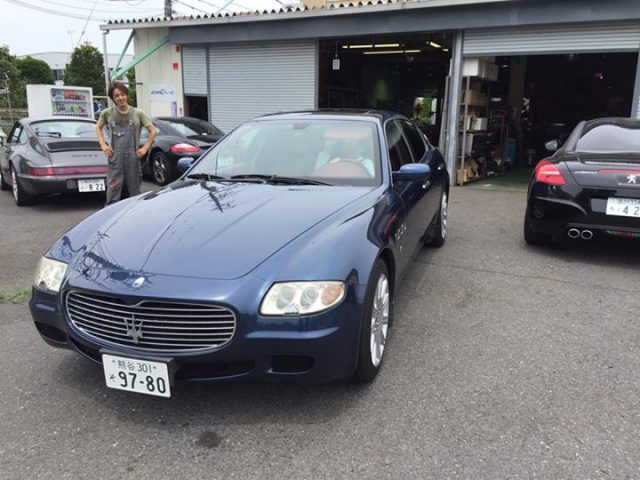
141, 116, 224, 185
524, 117, 640, 245
0, 117, 107, 206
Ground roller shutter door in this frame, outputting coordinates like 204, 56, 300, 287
209, 41, 317, 132
464, 22, 640, 56
182, 46, 208, 96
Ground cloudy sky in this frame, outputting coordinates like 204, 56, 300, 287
0, 0, 288, 57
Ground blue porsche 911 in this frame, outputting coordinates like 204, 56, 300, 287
30, 110, 449, 397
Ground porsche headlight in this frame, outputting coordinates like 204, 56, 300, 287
33, 257, 68, 293
260, 281, 346, 316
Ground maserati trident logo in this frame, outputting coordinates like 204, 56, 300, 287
627, 174, 638, 184
132, 276, 146, 288
124, 315, 143, 343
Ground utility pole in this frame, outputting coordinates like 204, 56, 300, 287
3, 73, 12, 121
164, 0, 172, 18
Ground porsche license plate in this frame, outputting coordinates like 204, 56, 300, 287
606, 198, 640, 218
78, 178, 105, 192
102, 354, 171, 398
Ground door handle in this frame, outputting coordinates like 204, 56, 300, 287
422, 180, 431, 190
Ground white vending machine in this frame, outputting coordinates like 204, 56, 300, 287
27, 85, 94, 119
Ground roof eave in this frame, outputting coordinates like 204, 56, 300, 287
100, 0, 516, 31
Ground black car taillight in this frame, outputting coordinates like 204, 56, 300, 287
170, 143, 201, 154
535, 160, 566, 186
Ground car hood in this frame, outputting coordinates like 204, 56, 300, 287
78, 180, 371, 280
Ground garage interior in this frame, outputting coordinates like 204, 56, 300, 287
318, 34, 452, 147
458, 52, 638, 186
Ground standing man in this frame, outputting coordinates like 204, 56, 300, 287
96, 82, 157, 205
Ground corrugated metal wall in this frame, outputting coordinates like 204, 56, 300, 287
182, 46, 208, 96
464, 22, 640, 56
208, 41, 317, 132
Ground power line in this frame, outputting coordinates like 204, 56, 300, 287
8, 0, 163, 14
3, 0, 108, 19
76, 0, 99, 48
172, 0, 208, 14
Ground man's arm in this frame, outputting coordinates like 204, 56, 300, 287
95, 114, 113, 158
136, 122, 157, 159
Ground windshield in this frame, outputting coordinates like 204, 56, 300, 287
31, 120, 97, 139
163, 118, 223, 137
188, 119, 381, 187
576, 124, 640, 153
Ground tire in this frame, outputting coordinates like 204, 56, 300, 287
353, 260, 393, 383
151, 151, 172, 186
524, 214, 550, 246
11, 164, 35, 206
0, 168, 10, 191
426, 190, 448, 248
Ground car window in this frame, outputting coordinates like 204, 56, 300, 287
30, 120, 97, 139
8, 124, 23, 144
399, 120, 426, 160
163, 119, 223, 137
16, 127, 28, 145
576, 124, 640, 152
190, 119, 381, 187
385, 120, 413, 171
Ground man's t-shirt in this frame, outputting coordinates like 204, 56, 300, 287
99, 107, 152, 148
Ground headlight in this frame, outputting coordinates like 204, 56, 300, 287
33, 257, 68, 293
260, 281, 345, 316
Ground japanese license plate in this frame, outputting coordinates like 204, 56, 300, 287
606, 197, 640, 218
102, 354, 171, 398
78, 178, 105, 192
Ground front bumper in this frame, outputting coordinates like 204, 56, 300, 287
30, 277, 365, 384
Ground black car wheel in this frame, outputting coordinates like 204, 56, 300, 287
11, 164, 35, 206
524, 214, 550, 246
426, 190, 448, 248
353, 259, 393, 383
151, 151, 172, 186
0, 168, 10, 191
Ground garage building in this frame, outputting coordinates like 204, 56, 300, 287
102, 0, 640, 184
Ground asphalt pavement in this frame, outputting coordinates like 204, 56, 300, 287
1, 183, 639, 479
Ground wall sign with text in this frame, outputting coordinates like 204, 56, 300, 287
149, 84, 177, 103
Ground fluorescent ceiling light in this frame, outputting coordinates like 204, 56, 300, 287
363, 49, 421, 55
428, 41, 443, 49
374, 43, 400, 48
342, 44, 374, 49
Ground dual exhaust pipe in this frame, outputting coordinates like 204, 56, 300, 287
567, 228, 593, 240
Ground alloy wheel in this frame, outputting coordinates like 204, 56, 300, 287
11, 167, 18, 203
152, 154, 168, 184
369, 273, 390, 367
440, 192, 448, 239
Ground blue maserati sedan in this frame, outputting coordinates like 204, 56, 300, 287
29, 110, 449, 397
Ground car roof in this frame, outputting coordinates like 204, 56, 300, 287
253, 109, 401, 123
22, 116, 96, 125
582, 117, 640, 129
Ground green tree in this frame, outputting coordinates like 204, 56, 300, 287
17, 56, 54, 85
64, 44, 105, 96
126, 68, 137, 107
0, 45, 26, 108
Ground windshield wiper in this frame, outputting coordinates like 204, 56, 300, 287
230, 174, 330, 186
185, 173, 227, 181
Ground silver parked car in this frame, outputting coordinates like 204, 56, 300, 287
0, 117, 107, 206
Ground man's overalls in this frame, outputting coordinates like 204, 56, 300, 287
105, 108, 142, 205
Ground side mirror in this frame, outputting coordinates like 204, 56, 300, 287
177, 157, 195, 173
392, 163, 431, 182
544, 140, 559, 152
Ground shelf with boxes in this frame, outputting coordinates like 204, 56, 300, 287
457, 58, 498, 185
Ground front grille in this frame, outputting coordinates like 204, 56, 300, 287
65, 291, 236, 352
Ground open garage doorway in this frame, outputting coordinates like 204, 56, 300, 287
460, 52, 638, 189
318, 34, 452, 147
